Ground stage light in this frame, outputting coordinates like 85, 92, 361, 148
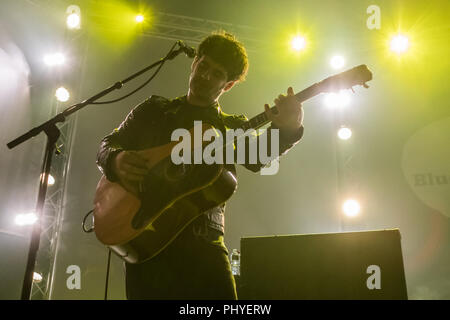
67, 13, 80, 29
39, 173, 55, 186
15, 213, 38, 226
390, 34, 409, 54
55, 87, 70, 102
330, 55, 345, 69
338, 127, 352, 140
135, 14, 144, 23
342, 199, 361, 217
291, 35, 306, 52
66, 5, 81, 29
44, 53, 65, 66
324, 90, 351, 108
48, 174, 55, 186
33, 272, 43, 283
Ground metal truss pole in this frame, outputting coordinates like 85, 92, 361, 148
89, 11, 265, 51
29, 25, 88, 299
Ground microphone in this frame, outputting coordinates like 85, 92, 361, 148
177, 40, 196, 58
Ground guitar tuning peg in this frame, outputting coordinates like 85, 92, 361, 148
363, 83, 369, 89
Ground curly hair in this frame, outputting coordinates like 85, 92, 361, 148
197, 31, 249, 82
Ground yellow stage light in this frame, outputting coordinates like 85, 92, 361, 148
390, 34, 409, 54
291, 36, 306, 52
135, 14, 144, 23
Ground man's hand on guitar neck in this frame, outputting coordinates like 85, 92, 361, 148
112, 151, 149, 194
264, 87, 304, 136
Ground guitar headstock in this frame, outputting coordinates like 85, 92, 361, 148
318, 64, 373, 93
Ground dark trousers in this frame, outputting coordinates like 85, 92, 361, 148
125, 222, 238, 300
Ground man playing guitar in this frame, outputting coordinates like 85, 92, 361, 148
96, 31, 304, 299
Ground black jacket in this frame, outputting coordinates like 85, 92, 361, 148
96, 95, 304, 234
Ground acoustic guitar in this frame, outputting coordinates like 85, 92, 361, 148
93, 64, 373, 263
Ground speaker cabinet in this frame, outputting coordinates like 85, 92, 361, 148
239, 229, 408, 299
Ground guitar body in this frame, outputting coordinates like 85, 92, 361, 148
93, 123, 238, 264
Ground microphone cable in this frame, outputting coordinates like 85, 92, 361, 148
90, 41, 182, 105
81, 208, 111, 300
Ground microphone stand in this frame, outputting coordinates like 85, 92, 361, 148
7, 45, 188, 300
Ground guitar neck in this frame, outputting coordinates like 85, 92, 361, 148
238, 64, 373, 131
239, 82, 321, 131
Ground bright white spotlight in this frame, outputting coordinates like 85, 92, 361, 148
44, 53, 65, 66
15, 213, 38, 226
41, 173, 55, 186
48, 174, 55, 186
342, 199, 361, 217
55, 87, 70, 102
338, 127, 352, 140
67, 13, 80, 29
330, 55, 345, 69
390, 34, 409, 54
291, 36, 306, 51
324, 90, 351, 108
66, 5, 81, 29
33, 272, 43, 283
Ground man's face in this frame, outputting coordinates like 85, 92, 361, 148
188, 55, 235, 105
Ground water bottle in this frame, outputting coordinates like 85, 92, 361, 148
230, 249, 240, 276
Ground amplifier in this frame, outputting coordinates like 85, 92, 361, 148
239, 229, 408, 299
